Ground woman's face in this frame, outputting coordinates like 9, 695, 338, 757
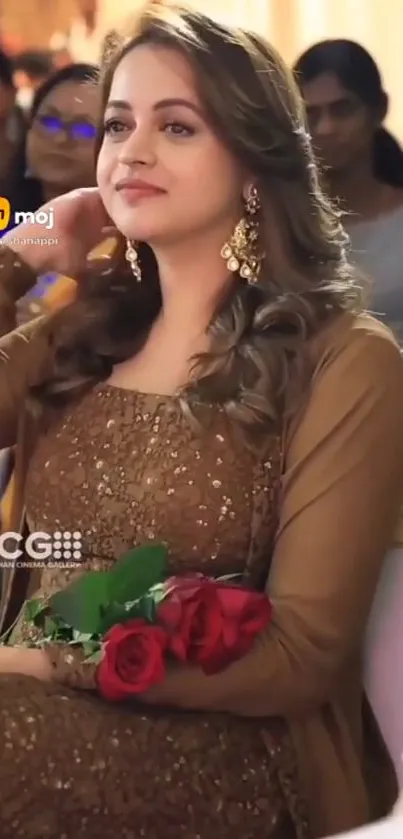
97, 44, 246, 248
301, 72, 376, 173
27, 79, 98, 191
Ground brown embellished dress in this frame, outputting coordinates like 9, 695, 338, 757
1, 242, 403, 839
1, 385, 308, 839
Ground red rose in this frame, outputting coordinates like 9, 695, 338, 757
97, 619, 168, 701
157, 575, 271, 674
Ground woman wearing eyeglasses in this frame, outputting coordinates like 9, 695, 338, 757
5, 63, 100, 324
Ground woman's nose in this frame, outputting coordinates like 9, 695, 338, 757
117, 128, 157, 167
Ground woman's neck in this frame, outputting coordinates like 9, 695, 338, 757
153, 230, 235, 337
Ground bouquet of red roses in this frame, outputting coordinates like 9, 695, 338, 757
24, 544, 272, 701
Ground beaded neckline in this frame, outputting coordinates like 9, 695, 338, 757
98, 382, 178, 400
95, 382, 216, 410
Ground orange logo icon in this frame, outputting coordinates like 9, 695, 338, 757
0, 197, 11, 231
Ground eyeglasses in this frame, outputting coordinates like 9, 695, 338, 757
35, 114, 97, 141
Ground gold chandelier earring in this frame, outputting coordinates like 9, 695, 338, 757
125, 240, 142, 282
220, 185, 263, 284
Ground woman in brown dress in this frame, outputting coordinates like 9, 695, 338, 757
0, 4, 403, 838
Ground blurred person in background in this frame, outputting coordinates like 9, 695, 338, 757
7, 63, 100, 322
294, 40, 403, 342
13, 50, 54, 112
15, 63, 99, 205
0, 49, 25, 196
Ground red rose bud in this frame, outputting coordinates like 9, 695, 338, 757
97, 619, 168, 701
157, 575, 272, 675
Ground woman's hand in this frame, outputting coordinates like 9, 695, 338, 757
3, 188, 117, 278
0, 645, 53, 680
139, 662, 214, 711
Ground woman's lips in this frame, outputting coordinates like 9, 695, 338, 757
116, 181, 166, 204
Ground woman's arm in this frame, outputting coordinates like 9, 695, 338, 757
0, 645, 96, 690
0, 244, 40, 335
0, 314, 48, 450
2, 188, 116, 288
0, 646, 52, 679
139, 318, 403, 717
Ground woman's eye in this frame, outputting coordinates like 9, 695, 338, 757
104, 119, 127, 135
164, 122, 195, 137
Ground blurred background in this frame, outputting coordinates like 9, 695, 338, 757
1, 0, 402, 136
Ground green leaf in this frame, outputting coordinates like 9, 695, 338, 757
44, 616, 62, 637
82, 640, 102, 658
137, 592, 157, 623
98, 602, 126, 633
98, 599, 142, 634
108, 543, 167, 604
25, 599, 47, 624
49, 571, 110, 634
73, 630, 95, 643
84, 648, 104, 664
100, 581, 173, 633
148, 581, 172, 602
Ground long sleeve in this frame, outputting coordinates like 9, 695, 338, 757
0, 245, 46, 449
144, 316, 403, 718
0, 243, 39, 336
0, 314, 48, 450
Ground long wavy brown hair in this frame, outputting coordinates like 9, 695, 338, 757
34, 1, 362, 436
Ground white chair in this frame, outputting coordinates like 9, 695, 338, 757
364, 548, 403, 787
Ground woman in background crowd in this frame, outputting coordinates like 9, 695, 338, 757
8, 62, 99, 322
294, 40, 403, 342
10, 62, 98, 216
0, 49, 25, 196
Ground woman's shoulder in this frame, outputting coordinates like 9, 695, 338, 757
283, 311, 403, 465
309, 311, 402, 383
286, 311, 403, 442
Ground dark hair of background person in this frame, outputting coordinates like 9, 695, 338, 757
12, 50, 54, 81
0, 49, 26, 195
294, 39, 403, 188
33, 4, 362, 439
0, 48, 14, 90
8, 63, 99, 214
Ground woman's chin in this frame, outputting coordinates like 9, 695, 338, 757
110, 202, 167, 242
115, 223, 174, 246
